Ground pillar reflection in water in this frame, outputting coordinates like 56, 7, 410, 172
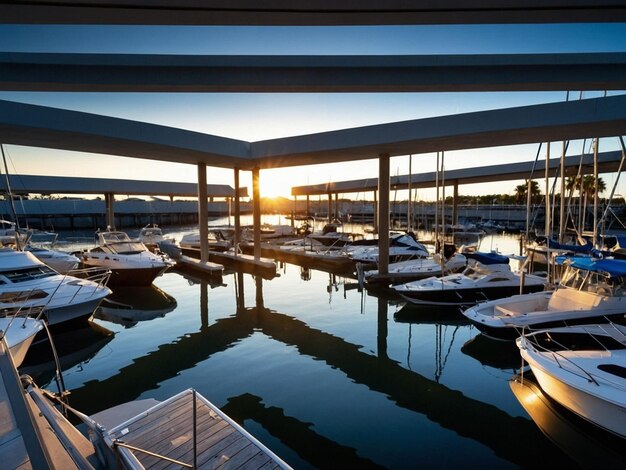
377, 296, 388, 360
200, 280, 208, 330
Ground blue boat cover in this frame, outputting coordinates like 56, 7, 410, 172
546, 237, 593, 253
557, 256, 626, 277
465, 251, 510, 265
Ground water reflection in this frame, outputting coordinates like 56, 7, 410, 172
20, 320, 114, 386
461, 333, 523, 371
510, 374, 626, 469
93, 284, 177, 327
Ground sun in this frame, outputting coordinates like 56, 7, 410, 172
260, 170, 293, 199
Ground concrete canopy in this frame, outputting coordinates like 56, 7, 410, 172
0, 174, 247, 198
1, 1, 625, 25
291, 151, 625, 196
3, 52, 626, 93
2, 95, 626, 172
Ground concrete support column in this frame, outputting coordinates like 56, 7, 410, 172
452, 180, 459, 226
105, 192, 115, 230
378, 153, 390, 275
373, 190, 378, 233
252, 167, 261, 260
233, 168, 241, 253
197, 163, 208, 263
327, 191, 332, 223
306, 195, 310, 219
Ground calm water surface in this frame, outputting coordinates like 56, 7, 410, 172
21, 226, 626, 469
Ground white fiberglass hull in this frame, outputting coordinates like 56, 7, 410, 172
520, 346, 626, 438
0, 317, 44, 366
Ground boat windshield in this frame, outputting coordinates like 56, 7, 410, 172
101, 242, 147, 255
559, 265, 615, 294
462, 265, 490, 280
0, 265, 57, 283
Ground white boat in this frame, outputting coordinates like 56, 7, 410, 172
138, 223, 175, 248
393, 251, 546, 307
305, 221, 354, 247
463, 256, 626, 340
347, 232, 430, 264
517, 323, 626, 438
0, 219, 27, 245
179, 228, 232, 252
23, 244, 80, 273
364, 252, 468, 286
243, 223, 295, 240
79, 230, 173, 286
0, 313, 44, 366
0, 248, 112, 325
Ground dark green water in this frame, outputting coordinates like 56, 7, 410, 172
20, 230, 626, 469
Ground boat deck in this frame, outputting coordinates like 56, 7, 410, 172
107, 388, 291, 469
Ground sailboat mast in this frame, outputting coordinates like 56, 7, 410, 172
0, 144, 22, 250
593, 137, 599, 248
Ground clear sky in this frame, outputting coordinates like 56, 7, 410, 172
0, 23, 625, 200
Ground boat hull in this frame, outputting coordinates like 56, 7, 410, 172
399, 283, 544, 307
521, 349, 626, 438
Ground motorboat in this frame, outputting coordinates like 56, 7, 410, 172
0, 248, 112, 325
0, 218, 26, 245
0, 313, 44, 366
517, 323, 626, 438
364, 251, 468, 286
463, 256, 626, 340
179, 228, 232, 252
243, 223, 295, 240
306, 220, 354, 247
392, 251, 546, 307
138, 223, 175, 250
23, 244, 80, 273
347, 232, 430, 264
78, 230, 173, 286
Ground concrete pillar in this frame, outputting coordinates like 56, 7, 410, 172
452, 180, 459, 226
327, 191, 332, 223
197, 163, 208, 263
378, 154, 390, 275
252, 167, 261, 260
373, 190, 378, 233
306, 195, 310, 219
105, 192, 115, 230
234, 168, 241, 252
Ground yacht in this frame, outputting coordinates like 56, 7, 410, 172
517, 323, 626, 438
0, 248, 111, 325
364, 251, 468, 286
138, 223, 175, 249
78, 230, 173, 286
463, 256, 626, 340
347, 232, 430, 264
392, 251, 546, 307
179, 228, 232, 252
24, 244, 80, 273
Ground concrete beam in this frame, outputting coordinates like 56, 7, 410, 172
0, 173, 246, 198
291, 150, 624, 196
1, 1, 624, 25
3, 52, 626, 92
2, 96, 626, 171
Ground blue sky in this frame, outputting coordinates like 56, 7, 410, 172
0, 24, 625, 199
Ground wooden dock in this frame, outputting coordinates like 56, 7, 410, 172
182, 247, 278, 280
103, 388, 291, 469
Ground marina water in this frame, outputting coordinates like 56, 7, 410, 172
21, 221, 626, 469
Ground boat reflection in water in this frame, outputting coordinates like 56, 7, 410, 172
510, 373, 626, 469
93, 284, 177, 328
461, 332, 523, 371
19, 320, 114, 386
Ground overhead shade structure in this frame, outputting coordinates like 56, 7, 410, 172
0, 1, 624, 25
1, 95, 626, 171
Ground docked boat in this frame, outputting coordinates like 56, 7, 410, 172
138, 223, 175, 250
23, 244, 80, 273
0, 313, 44, 366
347, 232, 430, 264
364, 251, 468, 286
517, 323, 626, 438
306, 220, 354, 247
179, 228, 232, 252
78, 230, 173, 286
243, 223, 295, 240
0, 248, 112, 325
392, 251, 546, 307
462, 256, 626, 340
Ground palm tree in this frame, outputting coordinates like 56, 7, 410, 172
514, 180, 541, 204
580, 175, 606, 231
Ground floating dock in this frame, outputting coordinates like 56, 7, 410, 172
96, 388, 292, 469
182, 247, 278, 280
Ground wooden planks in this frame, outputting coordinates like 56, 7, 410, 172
108, 389, 290, 469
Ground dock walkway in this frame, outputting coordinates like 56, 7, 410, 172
104, 388, 291, 469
